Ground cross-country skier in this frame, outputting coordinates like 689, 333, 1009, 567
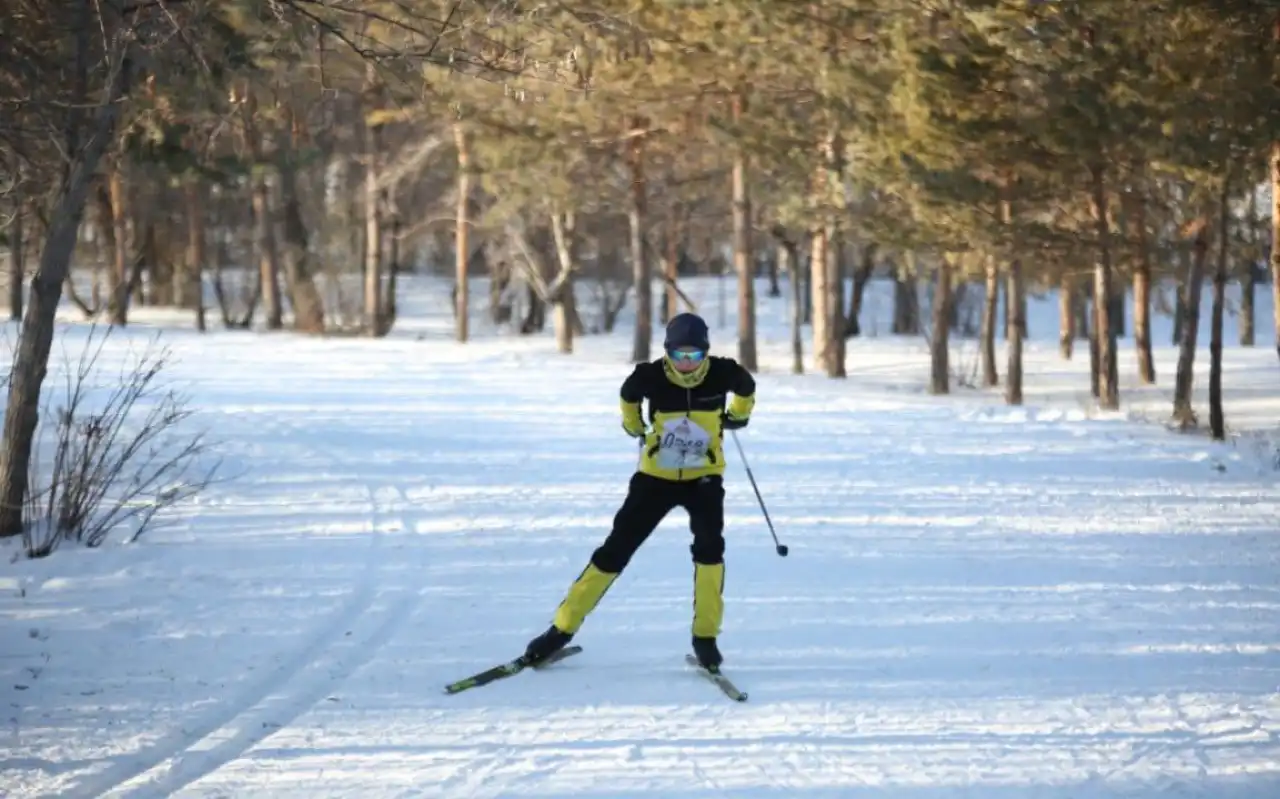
522, 312, 756, 671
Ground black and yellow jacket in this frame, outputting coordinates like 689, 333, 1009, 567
619, 355, 756, 482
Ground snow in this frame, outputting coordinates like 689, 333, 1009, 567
2, 273, 1278, 798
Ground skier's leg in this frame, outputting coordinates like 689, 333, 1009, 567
526, 473, 677, 661
685, 476, 726, 668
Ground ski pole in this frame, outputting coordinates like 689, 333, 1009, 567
729, 429, 788, 557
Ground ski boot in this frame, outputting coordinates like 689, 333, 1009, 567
692, 635, 723, 671
524, 624, 573, 666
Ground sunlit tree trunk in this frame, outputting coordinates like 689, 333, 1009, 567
628, 122, 651, 363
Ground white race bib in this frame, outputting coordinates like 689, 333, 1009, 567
656, 416, 712, 469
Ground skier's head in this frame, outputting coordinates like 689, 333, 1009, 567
663, 312, 710, 376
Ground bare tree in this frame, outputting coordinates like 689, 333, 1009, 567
0, 6, 133, 536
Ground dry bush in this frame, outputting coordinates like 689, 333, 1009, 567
19, 325, 220, 558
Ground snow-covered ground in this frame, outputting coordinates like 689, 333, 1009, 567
1, 274, 1278, 798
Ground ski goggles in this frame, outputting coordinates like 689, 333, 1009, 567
667, 348, 707, 363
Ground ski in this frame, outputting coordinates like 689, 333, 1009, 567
444, 645, 583, 695
685, 654, 749, 702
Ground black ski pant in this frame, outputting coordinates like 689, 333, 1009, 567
590, 472, 725, 573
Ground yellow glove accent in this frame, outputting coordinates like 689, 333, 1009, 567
727, 393, 755, 421
620, 399, 645, 437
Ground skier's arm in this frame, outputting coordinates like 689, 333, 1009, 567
619, 365, 648, 438
724, 363, 755, 428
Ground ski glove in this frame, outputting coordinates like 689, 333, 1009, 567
722, 412, 749, 431
620, 399, 646, 438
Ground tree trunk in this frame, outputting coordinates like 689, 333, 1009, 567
1172, 222, 1209, 427
550, 208, 577, 354
802, 254, 812, 326
1003, 264, 1025, 342
826, 228, 846, 377
1073, 280, 1090, 340
981, 255, 999, 385
1172, 251, 1189, 345
184, 178, 207, 333
1209, 175, 1231, 440
1271, 14, 1280, 360
809, 226, 828, 370
1108, 291, 1125, 339
929, 257, 952, 395
363, 94, 384, 336
146, 190, 175, 307
1240, 183, 1257, 346
8, 177, 22, 321
1001, 198, 1022, 405
1133, 185, 1155, 383
811, 128, 845, 377
777, 235, 803, 374
106, 161, 129, 325
383, 196, 400, 330
1089, 297, 1100, 398
1271, 139, 1280, 363
731, 91, 757, 371
489, 259, 511, 326
1006, 258, 1024, 405
893, 258, 920, 335
1089, 163, 1119, 410
948, 281, 970, 334
1058, 274, 1073, 359
0, 37, 130, 537
276, 122, 325, 334
252, 171, 283, 330
454, 122, 470, 342
628, 126, 651, 363
767, 245, 781, 298
242, 89, 282, 331
845, 243, 876, 337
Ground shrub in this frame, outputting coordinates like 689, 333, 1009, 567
17, 325, 220, 558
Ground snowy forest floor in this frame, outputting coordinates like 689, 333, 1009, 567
1, 275, 1278, 798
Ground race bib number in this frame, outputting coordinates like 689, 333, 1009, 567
656, 417, 711, 469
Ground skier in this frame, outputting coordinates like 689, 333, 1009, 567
522, 312, 756, 671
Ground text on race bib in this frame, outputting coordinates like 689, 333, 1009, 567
656, 417, 712, 469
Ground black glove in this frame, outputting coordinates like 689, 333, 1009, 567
722, 413, 748, 431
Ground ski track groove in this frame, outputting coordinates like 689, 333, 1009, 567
60, 417, 423, 799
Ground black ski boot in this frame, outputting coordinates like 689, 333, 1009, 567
692, 635, 723, 671
524, 624, 573, 665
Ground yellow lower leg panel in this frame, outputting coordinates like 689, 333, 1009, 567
692, 562, 724, 638
552, 562, 618, 634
